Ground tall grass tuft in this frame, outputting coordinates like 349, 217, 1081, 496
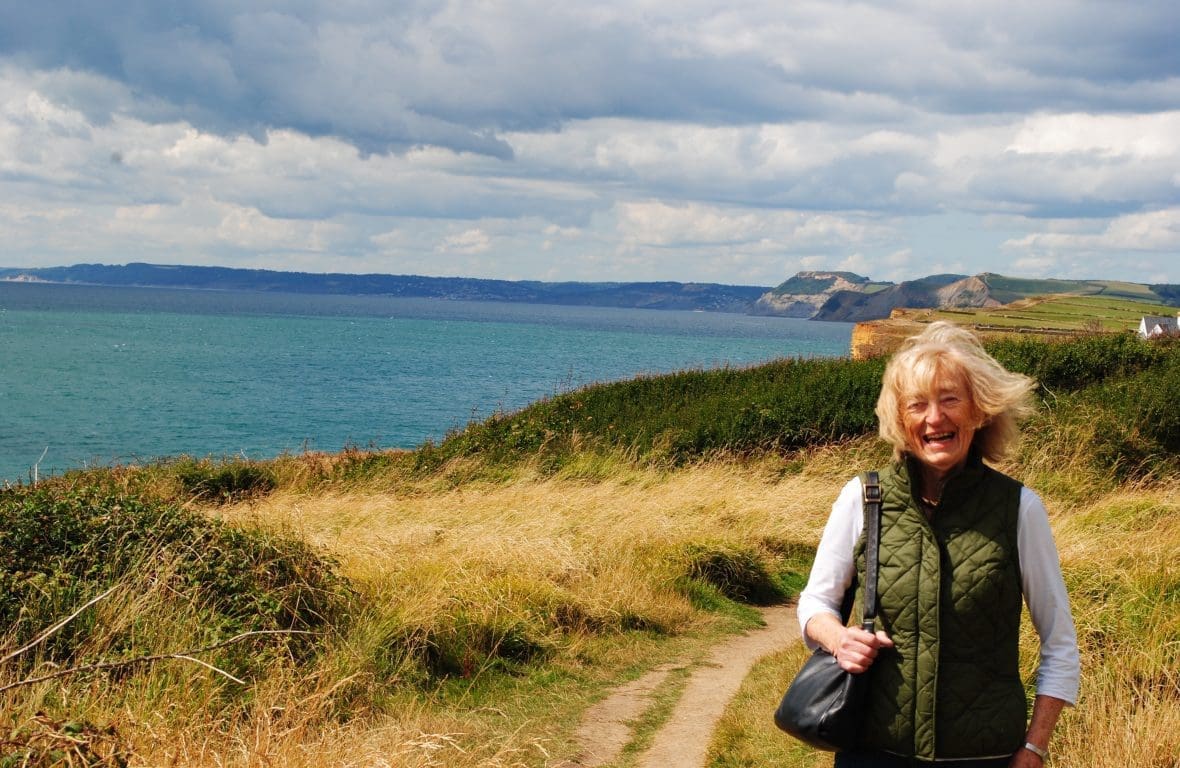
1030, 481, 1180, 767
173, 457, 278, 503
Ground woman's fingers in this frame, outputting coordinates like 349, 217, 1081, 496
835, 627, 893, 673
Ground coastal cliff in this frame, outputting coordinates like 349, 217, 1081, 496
850, 316, 924, 359
751, 271, 879, 317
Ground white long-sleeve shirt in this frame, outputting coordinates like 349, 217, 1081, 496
797, 476, 1080, 705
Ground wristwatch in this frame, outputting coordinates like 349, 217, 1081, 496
1023, 741, 1049, 761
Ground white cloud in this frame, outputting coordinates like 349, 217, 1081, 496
614, 200, 892, 253
837, 253, 872, 275
1011, 253, 1062, 276
616, 201, 767, 247
104, 196, 332, 255
1008, 112, 1180, 159
1003, 207, 1180, 253
886, 248, 914, 268
437, 228, 492, 254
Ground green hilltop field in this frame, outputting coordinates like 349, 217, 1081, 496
2, 332, 1178, 766
852, 293, 1178, 359
978, 273, 1169, 304
919, 293, 1175, 332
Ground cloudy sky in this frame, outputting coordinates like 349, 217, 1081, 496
1, 1, 1177, 286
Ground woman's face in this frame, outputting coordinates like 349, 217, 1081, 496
902, 371, 978, 481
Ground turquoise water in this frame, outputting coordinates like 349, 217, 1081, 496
0, 282, 852, 482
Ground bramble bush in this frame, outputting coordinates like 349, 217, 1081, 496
988, 332, 1171, 392
425, 356, 887, 470
0, 484, 350, 671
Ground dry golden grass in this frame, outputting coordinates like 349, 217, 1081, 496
215, 454, 848, 642
1, 452, 852, 767
199, 457, 847, 767
1043, 479, 1180, 768
225, 459, 837, 575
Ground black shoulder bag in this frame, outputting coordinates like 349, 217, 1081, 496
773, 471, 882, 752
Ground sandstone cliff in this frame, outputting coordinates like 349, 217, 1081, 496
814, 273, 967, 322
850, 317, 926, 359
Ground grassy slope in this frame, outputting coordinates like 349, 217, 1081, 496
927, 294, 1176, 333
2, 334, 1178, 766
980, 274, 1170, 305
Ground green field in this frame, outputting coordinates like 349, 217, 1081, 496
980, 273, 1169, 305
920, 294, 1174, 333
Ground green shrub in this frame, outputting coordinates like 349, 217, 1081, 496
427, 356, 886, 470
987, 333, 1170, 393
418, 614, 549, 678
1069, 355, 1180, 480
0, 485, 350, 669
396, 334, 1177, 479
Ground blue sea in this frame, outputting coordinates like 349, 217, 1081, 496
0, 282, 852, 483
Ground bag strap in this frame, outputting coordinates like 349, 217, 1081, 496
860, 471, 882, 632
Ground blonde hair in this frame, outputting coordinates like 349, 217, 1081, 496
876, 322, 1037, 462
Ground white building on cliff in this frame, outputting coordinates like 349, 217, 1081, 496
1138, 314, 1180, 339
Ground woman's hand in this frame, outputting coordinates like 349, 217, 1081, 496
803, 613, 894, 674
833, 625, 894, 673
1007, 695, 1066, 767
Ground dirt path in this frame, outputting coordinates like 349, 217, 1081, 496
558, 604, 798, 768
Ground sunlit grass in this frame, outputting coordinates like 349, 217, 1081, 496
1, 456, 838, 766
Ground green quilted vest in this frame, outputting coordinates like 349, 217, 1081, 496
853, 456, 1026, 760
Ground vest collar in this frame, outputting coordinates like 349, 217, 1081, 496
897, 447, 988, 508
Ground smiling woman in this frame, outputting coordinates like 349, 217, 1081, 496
898, 378, 977, 491
795, 322, 1080, 767
876, 322, 1037, 497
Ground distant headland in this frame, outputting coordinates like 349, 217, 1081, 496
1, 262, 1176, 322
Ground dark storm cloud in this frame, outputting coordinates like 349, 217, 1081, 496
742, 1, 1180, 116
948, 0, 1180, 84
0, 2, 512, 155
0, 3, 785, 157
4, 2, 1176, 160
